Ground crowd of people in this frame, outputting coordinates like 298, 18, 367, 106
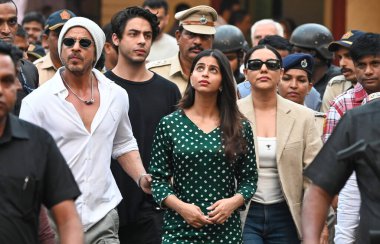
1, 0, 380, 243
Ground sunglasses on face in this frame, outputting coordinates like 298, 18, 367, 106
246, 59, 281, 71
62, 37, 92, 48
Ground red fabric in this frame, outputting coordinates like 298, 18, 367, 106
38, 206, 56, 244
323, 83, 367, 143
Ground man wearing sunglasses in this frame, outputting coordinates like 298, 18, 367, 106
148, 5, 217, 95
20, 17, 150, 243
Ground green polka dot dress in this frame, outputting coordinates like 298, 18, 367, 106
150, 110, 257, 243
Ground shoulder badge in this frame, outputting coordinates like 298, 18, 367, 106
146, 59, 170, 69
328, 75, 346, 86
314, 111, 326, 118
33, 57, 43, 65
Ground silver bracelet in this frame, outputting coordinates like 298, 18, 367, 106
137, 173, 151, 188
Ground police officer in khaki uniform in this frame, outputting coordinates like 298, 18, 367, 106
34, 9, 75, 86
321, 30, 365, 112
147, 5, 217, 94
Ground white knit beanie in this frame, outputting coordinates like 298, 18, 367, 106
58, 17, 105, 66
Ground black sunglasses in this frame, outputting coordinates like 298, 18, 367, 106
246, 59, 281, 71
62, 37, 92, 48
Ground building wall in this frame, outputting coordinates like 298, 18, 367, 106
101, 0, 210, 31
346, 0, 380, 33
282, 0, 324, 26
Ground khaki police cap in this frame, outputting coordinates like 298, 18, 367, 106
175, 5, 217, 35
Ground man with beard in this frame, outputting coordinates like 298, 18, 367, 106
20, 16, 150, 243
105, 7, 180, 244
148, 5, 217, 94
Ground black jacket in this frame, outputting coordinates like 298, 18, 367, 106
13, 59, 39, 116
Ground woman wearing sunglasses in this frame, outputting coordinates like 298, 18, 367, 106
149, 49, 258, 243
238, 45, 322, 243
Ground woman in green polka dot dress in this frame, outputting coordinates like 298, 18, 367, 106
150, 49, 258, 243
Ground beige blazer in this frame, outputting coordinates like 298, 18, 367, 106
237, 94, 322, 239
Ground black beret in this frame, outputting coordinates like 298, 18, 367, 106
283, 53, 314, 74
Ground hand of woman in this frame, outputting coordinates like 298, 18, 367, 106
206, 194, 244, 224
178, 203, 213, 228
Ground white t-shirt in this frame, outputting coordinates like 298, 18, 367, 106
253, 137, 284, 204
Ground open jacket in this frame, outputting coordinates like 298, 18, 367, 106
237, 94, 322, 239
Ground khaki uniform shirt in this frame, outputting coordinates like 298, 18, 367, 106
321, 75, 353, 112
314, 111, 326, 140
33, 53, 58, 86
147, 54, 188, 95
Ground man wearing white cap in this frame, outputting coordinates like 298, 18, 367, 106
19, 17, 150, 243
148, 5, 217, 94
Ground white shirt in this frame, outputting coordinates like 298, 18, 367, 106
253, 137, 284, 204
334, 172, 360, 244
146, 33, 178, 63
20, 68, 138, 231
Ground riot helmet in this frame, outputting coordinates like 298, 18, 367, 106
290, 23, 334, 60
213, 25, 246, 53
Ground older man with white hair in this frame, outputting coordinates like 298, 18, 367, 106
20, 16, 150, 243
250, 19, 284, 46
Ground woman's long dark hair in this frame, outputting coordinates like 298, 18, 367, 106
178, 49, 247, 162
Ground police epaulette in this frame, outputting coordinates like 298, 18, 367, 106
146, 59, 170, 69
314, 111, 326, 118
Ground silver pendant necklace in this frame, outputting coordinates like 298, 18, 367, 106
60, 70, 94, 105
